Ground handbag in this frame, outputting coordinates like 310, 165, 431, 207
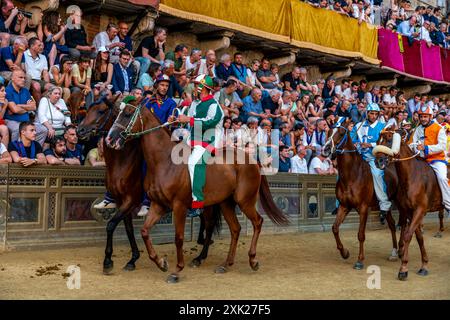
47, 98, 70, 136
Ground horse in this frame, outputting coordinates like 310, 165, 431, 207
76, 97, 222, 274
106, 99, 289, 283
321, 118, 400, 270
373, 128, 447, 280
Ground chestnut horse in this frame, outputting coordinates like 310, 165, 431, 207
322, 118, 400, 270
77, 96, 142, 273
106, 100, 289, 283
77, 97, 222, 273
374, 128, 447, 280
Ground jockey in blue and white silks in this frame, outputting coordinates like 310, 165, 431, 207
350, 103, 391, 222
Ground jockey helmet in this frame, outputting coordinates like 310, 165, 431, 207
194, 74, 214, 92
154, 74, 171, 85
367, 103, 380, 112
417, 105, 433, 116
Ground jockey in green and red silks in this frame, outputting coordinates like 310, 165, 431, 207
176, 75, 224, 212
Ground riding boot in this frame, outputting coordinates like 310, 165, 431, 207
379, 210, 388, 225
187, 208, 203, 218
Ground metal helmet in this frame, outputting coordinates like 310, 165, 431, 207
194, 74, 214, 92
367, 103, 380, 112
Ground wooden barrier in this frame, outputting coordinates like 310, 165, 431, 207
0, 164, 438, 251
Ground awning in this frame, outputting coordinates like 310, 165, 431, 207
127, 0, 159, 7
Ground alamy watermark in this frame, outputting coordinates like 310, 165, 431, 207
366, 265, 381, 290
66, 265, 81, 290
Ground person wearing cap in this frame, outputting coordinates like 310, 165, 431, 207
410, 105, 450, 213
351, 103, 391, 224
175, 74, 224, 217
111, 49, 135, 96
144, 74, 176, 124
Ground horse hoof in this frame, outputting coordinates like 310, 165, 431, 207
158, 258, 169, 272
251, 261, 260, 271
353, 261, 364, 270
341, 249, 350, 260
398, 271, 408, 281
417, 268, 429, 276
166, 273, 179, 284
214, 266, 227, 274
103, 261, 114, 275
189, 259, 201, 268
433, 232, 442, 238
123, 263, 136, 271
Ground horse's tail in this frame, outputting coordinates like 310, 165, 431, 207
259, 175, 290, 226
212, 204, 222, 235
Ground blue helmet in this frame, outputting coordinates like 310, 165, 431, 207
367, 103, 380, 112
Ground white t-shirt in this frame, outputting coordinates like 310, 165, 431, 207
37, 97, 71, 129
0, 143, 7, 155
246, 69, 257, 87
291, 155, 308, 174
24, 50, 48, 80
198, 58, 216, 77
383, 93, 396, 104
185, 57, 199, 74
309, 156, 330, 174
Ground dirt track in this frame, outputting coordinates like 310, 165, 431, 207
0, 223, 449, 300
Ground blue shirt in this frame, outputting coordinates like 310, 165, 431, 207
120, 65, 129, 92
66, 144, 84, 163
4, 83, 32, 122
0, 15, 18, 34
0, 46, 24, 72
351, 119, 385, 161
278, 157, 291, 173
242, 95, 263, 121
118, 34, 133, 52
231, 63, 247, 83
397, 21, 415, 37
144, 96, 177, 124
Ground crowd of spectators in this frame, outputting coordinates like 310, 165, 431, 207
303, 0, 450, 48
0, 1, 449, 176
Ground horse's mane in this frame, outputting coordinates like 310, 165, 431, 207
130, 99, 172, 137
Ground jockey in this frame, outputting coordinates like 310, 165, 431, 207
410, 105, 450, 212
351, 103, 392, 224
176, 74, 224, 217
143, 74, 177, 124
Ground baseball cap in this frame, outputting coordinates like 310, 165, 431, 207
98, 46, 109, 53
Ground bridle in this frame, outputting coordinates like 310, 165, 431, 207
116, 102, 186, 140
377, 129, 420, 163
328, 124, 357, 155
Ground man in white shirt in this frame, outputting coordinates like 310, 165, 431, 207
24, 37, 51, 102
334, 79, 350, 99
382, 86, 398, 107
291, 145, 308, 174
418, 20, 433, 45
309, 154, 335, 175
185, 48, 202, 78
198, 49, 216, 78
92, 23, 124, 63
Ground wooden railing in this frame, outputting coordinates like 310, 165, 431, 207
0, 164, 404, 251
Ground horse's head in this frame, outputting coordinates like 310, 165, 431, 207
106, 99, 142, 150
77, 95, 118, 140
372, 125, 401, 170
322, 117, 352, 160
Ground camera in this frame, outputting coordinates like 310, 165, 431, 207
18, 9, 33, 19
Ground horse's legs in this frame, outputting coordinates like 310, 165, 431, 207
167, 203, 188, 283
398, 215, 408, 258
414, 227, 429, 276
386, 210, 399, 261
434, 209, 444, 238
190, 207, 215, 267
332, 205, 351, 260
215, 199, 241, 273
354, 205, 368, 270
398, 210, 424, 280
197, 212, 206, 245
123, 212, 140, 271
140, 202, 168, 272
103, 210, 125, 274
240, 203, 263, 271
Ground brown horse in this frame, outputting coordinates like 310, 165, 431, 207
106, 100, 289, 283
322, 118, 400, 270
77, 96, 143, 273
374, 128, 446, 280
77, 97, 222, 273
